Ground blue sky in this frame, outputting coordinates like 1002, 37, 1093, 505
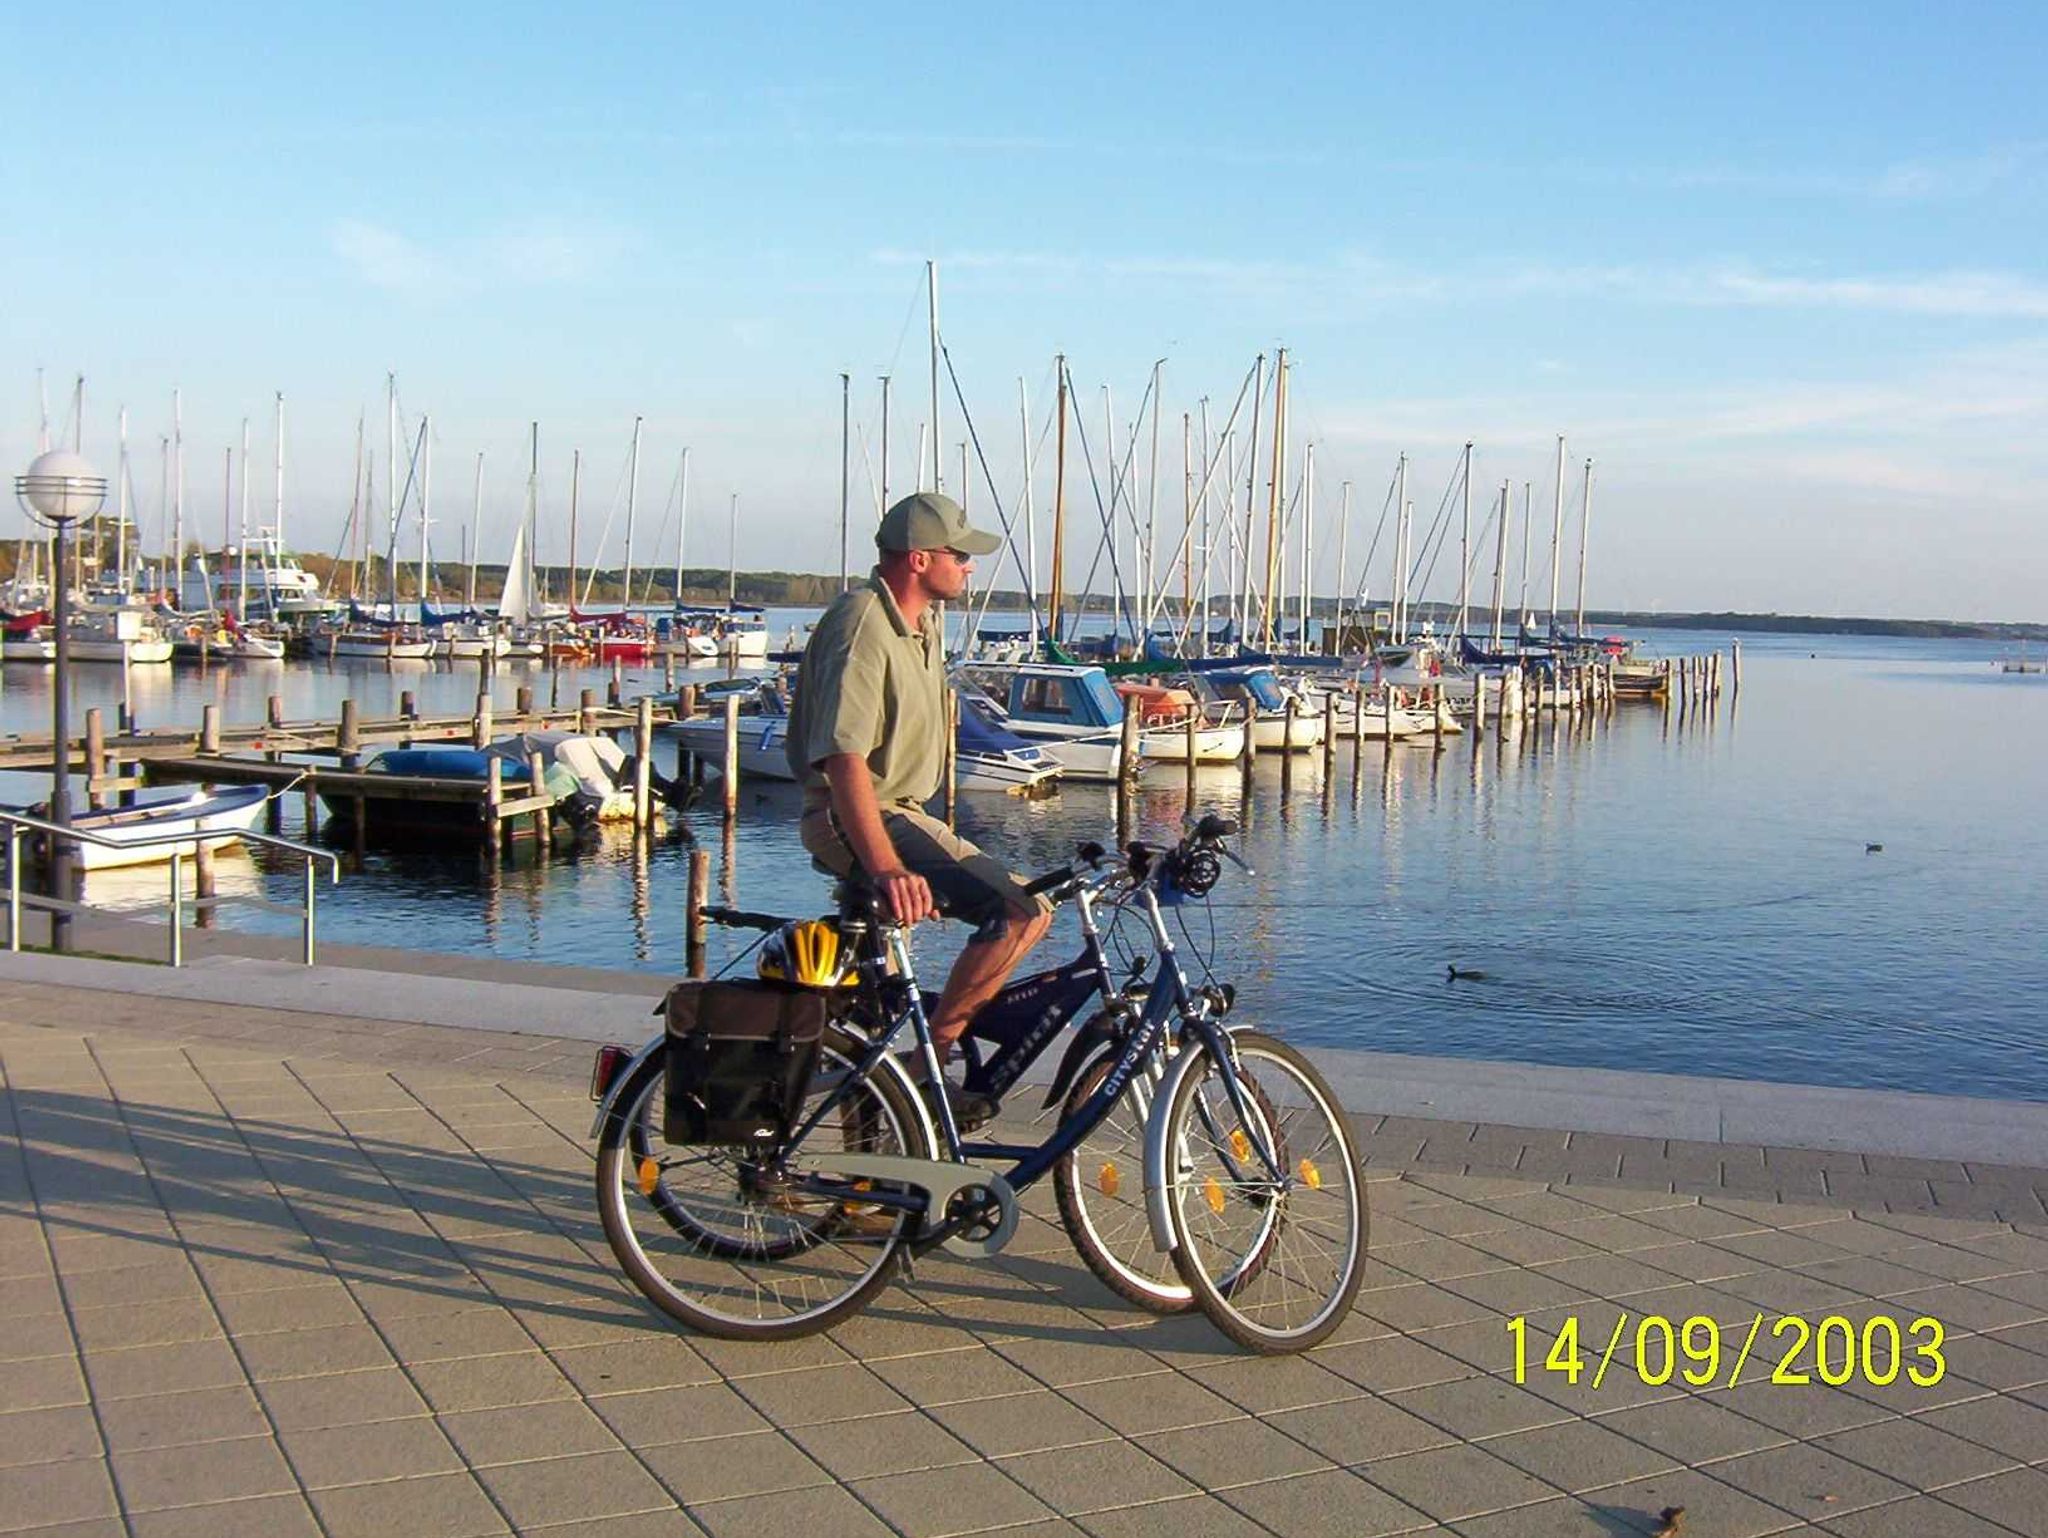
3, 2, 2044, 620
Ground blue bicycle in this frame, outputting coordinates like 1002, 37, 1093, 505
591, 813, 1367, 1353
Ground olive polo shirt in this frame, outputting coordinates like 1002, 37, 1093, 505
786, 569, 947, 809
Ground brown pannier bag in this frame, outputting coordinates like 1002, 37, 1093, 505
662, 979, 828, 1147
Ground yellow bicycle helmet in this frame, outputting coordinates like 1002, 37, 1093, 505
757, 919, 856, 989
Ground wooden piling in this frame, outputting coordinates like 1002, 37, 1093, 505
1279, 699, 1296, 793
678, 684, 697, 721
85, 710, 105, 810
609, 660, 624, 709
1120, 702, 1142, 789
473, 690, 493, 750
303, 781, 318, 838
530, 751, 552, 850
1351, 683, 1365, 753
1322, 691, 1337, 773
194, 841, 216, 930
400, 690, 417, 722
1731, 640, 1742, 696
721, 693, 740, 821
1183, 704, 1198, 797
485, 757, 503, 858
634, 696, 655, 832
579, 688, 598, 735
199, 704, 220, 755
1432, 689, 1445, 753
687, 848, 710, 978
267, 694, 284, 731
515, 684, 533, 717
1473, 675, 1488, 742
663, 651, 676, 691
337, 699, 361, 764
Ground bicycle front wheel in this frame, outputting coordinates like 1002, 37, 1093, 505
1162, 1031, 1367, 1353
1054, 1047, 1195, 1315
595, 1025, 930, 1340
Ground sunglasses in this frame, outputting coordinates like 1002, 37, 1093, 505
936, 546, 974, 563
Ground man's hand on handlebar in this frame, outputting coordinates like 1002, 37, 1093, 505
873, 868, 936, 927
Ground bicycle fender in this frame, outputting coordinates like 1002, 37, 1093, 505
1041, 1012, 1119, 1111
1142, 1034, 1220, 1256
588, 1037, 666, 1138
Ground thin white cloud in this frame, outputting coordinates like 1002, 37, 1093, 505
329, 219, 632, 294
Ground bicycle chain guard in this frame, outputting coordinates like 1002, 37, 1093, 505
796, 1152, 1019, 1259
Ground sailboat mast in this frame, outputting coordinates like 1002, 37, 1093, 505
1517, 481, 1532, 631
1490, 480, 1510, 648
221, 447, 233, 607
1458, 441, 1473, 643
1181, 411, 1193, 625
1018, 377, 1038, 651
839, 373, 851, 593
1197, 399, 1214, 657
674, 447, 690, 605
1548, 433, 1565, 631
927, 260, 941, 492
171, 389, 184, 590
239, 417, 250, 617
1334, 478, 1352, 651
467, 452, 483, 610
1261, 349, 1287, 649
568, 449, 580, 613
879, 374, 891, 512
1393, 454, 1409, 643
1049, 356, 1067, 640
526, 423, 540, 606
274, 392, 286, 550
115, 407, 128, 592
727, 493, 738, 607
385, 375, 399, 609
1239, 354, 1264, 647
419, 417, 432, 610
1300, 442, 1315, 649
1575, 457, 1594, 635
623, 416, 642, 614
1145, 359, 1163, 632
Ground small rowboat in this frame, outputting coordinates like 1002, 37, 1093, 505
63, 785, 269, 871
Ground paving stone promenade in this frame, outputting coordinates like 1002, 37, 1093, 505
4, 973, 2048, 1537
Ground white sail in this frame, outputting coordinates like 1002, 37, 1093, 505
498, 523, 532, 625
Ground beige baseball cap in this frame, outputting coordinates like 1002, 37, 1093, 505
875, 491, 1002, 556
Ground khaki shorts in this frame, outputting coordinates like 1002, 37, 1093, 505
799, 803, 1051, 941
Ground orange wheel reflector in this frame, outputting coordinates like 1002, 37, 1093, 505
1229, 1128, 1252, 1161
636, 1158, 660, 1197
1096, 1162, 1121, 1199
1298, 1158, 1323, 1190
1203, 1176, 1227, 1214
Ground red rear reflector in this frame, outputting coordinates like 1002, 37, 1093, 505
590, 1044, 632, 1102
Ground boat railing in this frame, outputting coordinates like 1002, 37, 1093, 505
0, 808, 341, 968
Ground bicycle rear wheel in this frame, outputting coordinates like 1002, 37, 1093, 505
1054, 1047, 1194, 1314
596, 1025, 930, 1340
1162, 1031, 1366, 1353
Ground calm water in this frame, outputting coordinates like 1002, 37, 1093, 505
4, 623, 2043, 1101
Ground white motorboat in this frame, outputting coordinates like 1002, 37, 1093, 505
71, 606, 174, 664
953, 662, 1129, 781
1191, 666, 1326, 751
61, 785, 269, 871
1118, 681, 1247, 764
325, 625, 439, 661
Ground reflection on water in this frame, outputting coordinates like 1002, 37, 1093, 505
12, 627, 2048, 1100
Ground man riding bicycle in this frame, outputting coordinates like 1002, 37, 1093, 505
785, 491, 1055, 1125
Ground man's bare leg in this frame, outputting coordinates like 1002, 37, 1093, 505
928, 908, 1054, 1062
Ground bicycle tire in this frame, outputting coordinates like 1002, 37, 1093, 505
1053, 1046, 1196, 1315
596, 1024, 931, 1340
1162, 1031, 1367, 1353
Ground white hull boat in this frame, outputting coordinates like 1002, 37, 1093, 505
65, 785, 268, 871
1138, 721, 1246, 764
329, 628, 439, 661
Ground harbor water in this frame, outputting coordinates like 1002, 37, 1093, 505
2, 623, 2042, 1103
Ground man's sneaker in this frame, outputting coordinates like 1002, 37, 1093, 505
919, 1076, 1000, 1133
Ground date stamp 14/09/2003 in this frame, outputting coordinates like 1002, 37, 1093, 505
1506, 1313, 1947, 1391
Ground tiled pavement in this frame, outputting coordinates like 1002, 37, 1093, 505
4, 980, 2048, 1537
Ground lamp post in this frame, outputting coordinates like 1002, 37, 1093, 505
15, 449, 107, 953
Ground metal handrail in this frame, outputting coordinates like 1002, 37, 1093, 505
0, 805, 341, 967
